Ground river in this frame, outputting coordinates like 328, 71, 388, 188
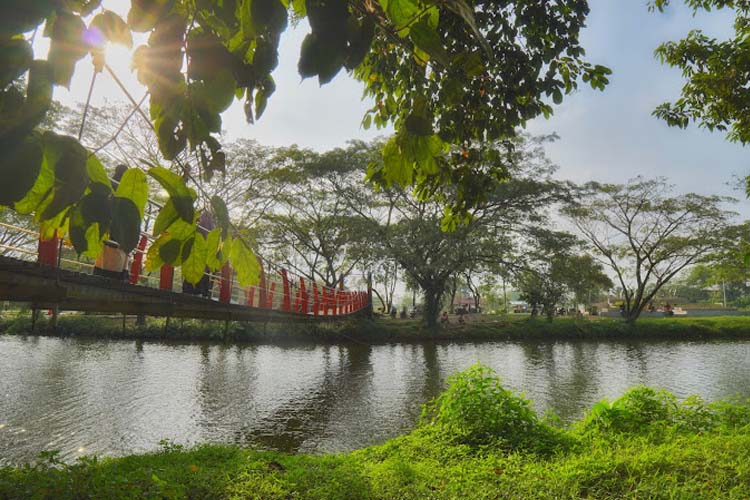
1, 335, 750, 465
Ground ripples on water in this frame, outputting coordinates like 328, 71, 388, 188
1, 335, 750, 465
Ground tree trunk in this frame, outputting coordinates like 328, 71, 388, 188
423, 287, 443, 328
545, 304, 554, 322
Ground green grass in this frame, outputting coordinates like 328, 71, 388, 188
2, 312, 750, 343
2, 365, 750, 499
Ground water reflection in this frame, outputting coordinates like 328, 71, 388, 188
1, 336, 750, 465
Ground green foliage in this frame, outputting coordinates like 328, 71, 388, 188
651, 1, 750, 143
567, 177, 734, 324
148, 167, 193, 223
0, 0, 611, 245
0, 131, 42, 206
420, 364, 565, 452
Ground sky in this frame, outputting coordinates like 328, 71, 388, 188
44, 1, 748, 210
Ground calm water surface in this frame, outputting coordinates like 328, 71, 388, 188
2, 335, 750, 465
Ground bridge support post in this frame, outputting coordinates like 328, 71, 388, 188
160, 265, 174, 291
220, 263, 232, 303
367, 272, 373, 319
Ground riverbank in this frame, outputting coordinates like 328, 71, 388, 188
2, 312, 750, 343
2, 365, 749, 499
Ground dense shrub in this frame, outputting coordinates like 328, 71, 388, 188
419, 364, 566, 452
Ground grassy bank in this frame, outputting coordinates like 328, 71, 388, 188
2, 312, 750, 343
2, 365, 750, 499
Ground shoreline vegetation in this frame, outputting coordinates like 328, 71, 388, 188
2, 312, 750, 344
2, 364, 749, 499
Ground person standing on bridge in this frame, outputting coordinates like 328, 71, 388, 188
93, 165, 129, 282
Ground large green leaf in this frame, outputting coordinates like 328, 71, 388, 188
90, 10, 133, 48
127, 0, 175, 32
230, 238, 261, 287
85, 154, 111, 189
79, 188, 112, 230
165, 217, 196, 240
182, 232, 208, 285
153, 198, 179, 236
381, 136, 412, 186
39, 133, 89, 221
378, 0, 420, 33
0, 39, 33, 88
0, 1, 54, 37
70, 203, 106, 258
191, 69, 236, 115
68, 204, 88, 254
39, 207, 68, 240
408, 16, 449, 67
0, 132, 42, 206
159, 237, 184, 265
14, 135, 54, 214
145, 233, 168, 272
115, 168, 148, 218
148, 166, 194, 222
205, 228, 222, 271
47, 12, 88, 87
298, 32, 346, 84
251, 0, 288, 35
83, 222, 103, 259
110, 197, 141, 254
210, 195, 230, 237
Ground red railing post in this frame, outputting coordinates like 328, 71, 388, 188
312, 282, 320, 315
220, 262, 232, 303
299, 277, 308, 314
160, 265, 174, 290
37, 231, 59, 267
129, 235, 148, 285
258, 265, 267, 309
281, 269, 291, 311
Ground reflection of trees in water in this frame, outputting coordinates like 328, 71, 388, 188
623, 342, 649, 384
194, 342, 261, 441
2, 337, 148, 462
522, 341, 601, 422
399, 343, 443, 425
210, 343, 374, 452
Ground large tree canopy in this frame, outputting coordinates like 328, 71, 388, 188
650, 1, 750, 144
0, 0, 609, 284
566, 177, 734, 324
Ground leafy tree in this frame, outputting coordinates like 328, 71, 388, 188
254, 143, 378, 287
1, 0, 610, 284
678, 224, 750, 306
341, 135, 569, 327
515, 229, 611, 321
650, 1, 750, 145
566, 177, 734, 324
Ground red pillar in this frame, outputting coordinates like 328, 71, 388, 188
300, 278, 308, 314
281, 269, 291, 312
312, 282, 320, 315
129, 235, 148, 285
160, 265, 174, 290
258, 266, 267, 309
37, 231, 59, 267
247, 286, 255, 307
219, 262, 232, 303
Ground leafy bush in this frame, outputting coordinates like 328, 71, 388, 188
578, 387, 739, 436
419, 364, 565, 452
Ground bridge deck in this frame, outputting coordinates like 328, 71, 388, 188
0, 256, 355, 322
